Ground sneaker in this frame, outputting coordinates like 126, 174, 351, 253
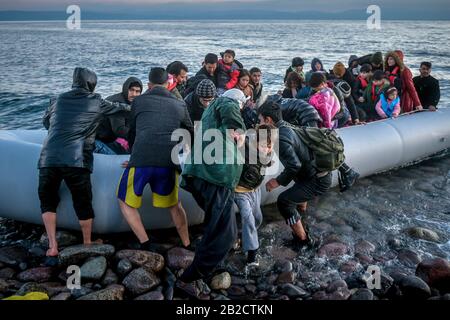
175, 279, 210, 300
339, 168, 360, 192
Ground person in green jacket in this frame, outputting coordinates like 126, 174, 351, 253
362, 70, 390, 120
176, 88, 247, 299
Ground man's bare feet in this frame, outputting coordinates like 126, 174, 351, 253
46, 247, 59, 257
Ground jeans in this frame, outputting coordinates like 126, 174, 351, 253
180, 177, 237, 282
234, 189, 263, 252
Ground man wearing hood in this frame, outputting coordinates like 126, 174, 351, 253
95, 77, 143, 154
39, 67, 131, 258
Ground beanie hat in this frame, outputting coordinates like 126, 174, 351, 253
333, 62, 346, 78
195, 79, 217, 98
222, 88, 249, 105
371, 52, 383, 65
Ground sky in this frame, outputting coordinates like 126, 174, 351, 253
0, 0, 449, 19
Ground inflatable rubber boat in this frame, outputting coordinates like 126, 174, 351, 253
0, 108, 449, 233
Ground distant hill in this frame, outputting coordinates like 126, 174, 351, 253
0, 9, 449, 21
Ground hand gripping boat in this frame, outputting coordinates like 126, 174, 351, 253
0, 109, 449, 233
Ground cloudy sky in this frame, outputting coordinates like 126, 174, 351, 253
0, 0, 449, 19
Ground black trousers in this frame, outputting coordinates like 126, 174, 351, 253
277, 173, 332, 226
180, 177, 237, 282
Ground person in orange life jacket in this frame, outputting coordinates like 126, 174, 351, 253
413, 62, 440, 111
282, 71, 303, 99
217, 49, 243, 95
375, 86, 401, 119
384, 51, 422, 113
167, 61, 189, 100
362, 70, 391, 120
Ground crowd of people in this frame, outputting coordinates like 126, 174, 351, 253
37, 50, 441, 299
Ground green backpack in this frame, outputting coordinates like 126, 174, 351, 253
290, 125, 346, 172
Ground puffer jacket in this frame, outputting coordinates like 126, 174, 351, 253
96, 76, 143, 143
308, 88, 341, 129
267, 95, 321, 127
39, 67, 131, 172
275, 120, 316, 186
217, 59, 243, 90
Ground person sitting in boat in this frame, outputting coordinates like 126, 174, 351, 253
363, 70, 391, 120
284, 57, 305, 84
184, 79, 217, 123
176, 89, 247, 299
308, 72, 341, 129
117, 67, 193, 253
194, 53, 219, 87
352, 64, 373, 122
348, 55, 360, 76
358, 51, 384, 72
329, 62, 360, 125
282, 71, 303, 99
217, 49, 243, 95
235, 69, 254, 103
234, 124, 276, 267
413, 62, 441, 111
375, 86, 401, 119
39, 67, 131, 258
166, 61, 189, 100
305, 57, 326, 80
95, 77, 142, 155
249, 67, 264, 104
259, 101, 332, 248
384, 51, 423, 113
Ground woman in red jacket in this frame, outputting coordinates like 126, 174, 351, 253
384, 51, 422, 113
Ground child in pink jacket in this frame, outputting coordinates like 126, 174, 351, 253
308, 72, 341, 129
375, 86, 401, 119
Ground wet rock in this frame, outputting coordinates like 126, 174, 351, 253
280, 284, 309, 298
276, 295, 290, 300
59, 244, 115, 265
80, 256, 107, 281
227, 285, 246, 297
214, 294, 231, 300
78, 285, 125, 300
397, 249, 422, 267
329, 287, 351, 300
101, 269, 119, 286
398, 276, 431, 299
19, 262, 28, 271
71, 287, 94, 299
372, 273, 394, 297
0, 279, 9, 293
355, 253, 374, 265
28, 246, 46, 258
122, 268, 160, 296
354, 240, 376, 255
51, 292, 72, 300
210, 272, 231, 290
17, 267, 54, 283
312, 290, 328, 300
267, 246, 297, 261
322, 234, 345, 245
274, 260, 293, 273
116, 250, 164, 273
406, 227, 440, 243
0, 246, 28, 266
387, 238, 402, 250
40, 231, 78, 248
416, 258, 450, 293
134, 290, 165, 300
277, 271, 295, 284
116, 259, 133, 276
318, 242, 350, 258
166, 247, 194, 270
339, 260, 360, 274
326, 280, 348, 293
245, 284, 257, 293
350, 288, 374, 300
256, 291, 269, 299
16, 282, 49, 296
40, 282, 68, 297
231, 276, 252, 286
0, 267, 16, 280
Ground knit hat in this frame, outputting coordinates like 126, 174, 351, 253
371, 52, 383, 65
333, 62, 346, 78
222, 88, 249, 106
195, 79, 216, 98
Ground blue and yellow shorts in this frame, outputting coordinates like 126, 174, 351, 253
117, 166, 179, 209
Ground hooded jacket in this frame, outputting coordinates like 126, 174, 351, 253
308, 87, 341, 129
96, 77, 143, 144
385, 51, 421, 112
39, 67, 131, 172
267, 95, 322, 127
